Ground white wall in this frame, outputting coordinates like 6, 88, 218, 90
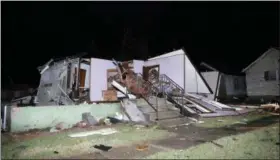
90, 58, 116, 101
133, 60, 145, 74
144, 53, 185, 89
245, 48, 280, 96
144, 49, 211, 94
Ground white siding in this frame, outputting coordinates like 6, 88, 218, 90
245, 49, 280, 96
144, 49, 211, 94
90, 58, 115, 101
144, 53, 185, 90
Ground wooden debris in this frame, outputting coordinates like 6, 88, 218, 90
260, 103, 280, 113
136, 142, 149, 151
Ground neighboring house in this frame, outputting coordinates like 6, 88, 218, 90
242, 47, 280, 102
36, 49, 213, 105
1, 84, 35, 101
200, 62, 247, 101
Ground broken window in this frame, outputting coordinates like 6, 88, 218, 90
264, 70, 276, 81
107, 69, 119, 90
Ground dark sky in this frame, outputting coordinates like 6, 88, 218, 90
1, 2, 279, 87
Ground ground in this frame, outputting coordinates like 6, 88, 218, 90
2, 111, 279, 159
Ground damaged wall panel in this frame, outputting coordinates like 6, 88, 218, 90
201, 71, 221, 100
183, 52, 211, 94
90, 58, 116, 101
37, 60, 73, 106
10, 103, 122, 132
36, 58, 85, 106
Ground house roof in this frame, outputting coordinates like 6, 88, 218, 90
148, 49, 184, 61
242, 47, 280, 73
37, 52, 88, 71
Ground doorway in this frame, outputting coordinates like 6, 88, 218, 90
142, 65, 160, 82
74, 68, 87, 90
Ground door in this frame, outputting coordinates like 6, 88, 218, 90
79, 69, 86, 89
74, 68, 86, 90
142, 65, 160, 82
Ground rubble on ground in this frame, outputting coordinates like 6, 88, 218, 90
68, 128, 118, 138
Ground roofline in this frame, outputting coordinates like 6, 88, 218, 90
37, 52, 88, 70
181, 47, 214, 94
242, 47, 279, 72
147, 49, 184, 61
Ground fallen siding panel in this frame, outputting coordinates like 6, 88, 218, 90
121, 99, 147, 122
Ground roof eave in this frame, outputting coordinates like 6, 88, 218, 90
241, 47, 276, 73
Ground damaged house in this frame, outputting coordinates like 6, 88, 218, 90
34, 48, 251, 119
200, 62, 247, 102
242, 47, 280, 102
4, 48, 255, 132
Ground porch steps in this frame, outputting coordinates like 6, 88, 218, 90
136, 98, 184, 122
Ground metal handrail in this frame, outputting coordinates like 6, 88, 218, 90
159, 74, 185, 93
118, 71, 189, 119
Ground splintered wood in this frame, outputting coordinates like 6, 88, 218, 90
260, 103, 280, 114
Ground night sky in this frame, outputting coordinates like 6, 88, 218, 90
1, 2, 279, 88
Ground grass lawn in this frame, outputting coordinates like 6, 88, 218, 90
146, 123, 280, 159
195, 111, 273, 128
2, 124, 175, 159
